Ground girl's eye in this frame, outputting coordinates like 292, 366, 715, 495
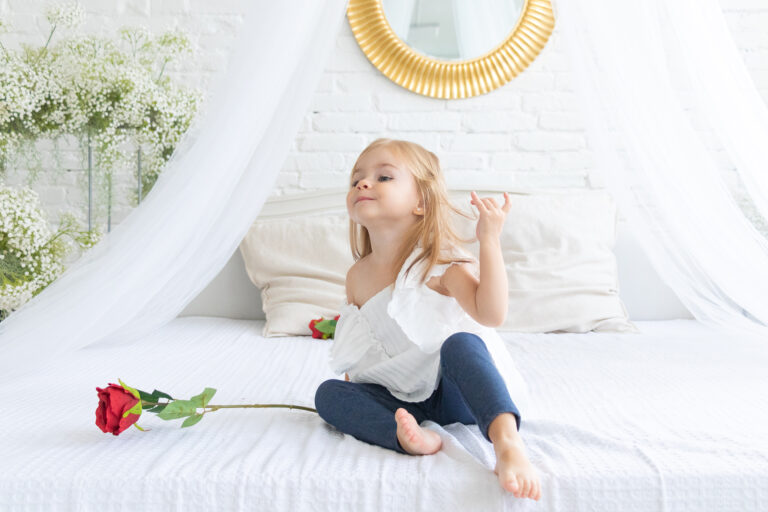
351, 176, 392, 187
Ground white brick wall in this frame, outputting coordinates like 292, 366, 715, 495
1, 0, 766, 236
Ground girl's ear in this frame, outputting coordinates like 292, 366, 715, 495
413, 194, 425, 215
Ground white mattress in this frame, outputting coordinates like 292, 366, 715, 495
1, 316, 767, 511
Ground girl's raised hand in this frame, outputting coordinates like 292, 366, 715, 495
470, 191, 511, 242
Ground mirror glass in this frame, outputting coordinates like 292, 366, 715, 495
381, 0, 524, 61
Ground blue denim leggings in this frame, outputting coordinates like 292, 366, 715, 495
315, 331, 521, 455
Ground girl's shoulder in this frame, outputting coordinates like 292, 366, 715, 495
399, 245, 477, 290
435, 245, 478, 275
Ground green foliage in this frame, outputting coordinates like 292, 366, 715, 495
0, 186, 101, 319
156, 387, 217, 427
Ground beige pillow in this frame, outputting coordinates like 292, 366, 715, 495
239, 214, 353, 337
240, 189, 637, 336
453, 189, 638, 333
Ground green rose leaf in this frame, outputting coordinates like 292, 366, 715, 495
157, 399, 197, 420
315, 319, 337, 335
118, 378, 143, 417
138, 388, 174, 402
140, 388, 175, 412
150, 389, 174, 401
188, 387, 216, 408
118, 378, 140, 400
181, 414, 204, 428
144, 403, 168, 414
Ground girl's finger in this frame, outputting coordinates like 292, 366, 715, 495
471, 191, 487, 213
487, 197, 499, 210
502, 192, 512, 212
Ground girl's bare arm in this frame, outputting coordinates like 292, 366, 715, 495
440, 244, 507, 327
440, 191, 510, 327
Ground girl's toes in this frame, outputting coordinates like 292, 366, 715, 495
506, 475, 519, 495
520, 479, 530, 498
535, 481, 541, 500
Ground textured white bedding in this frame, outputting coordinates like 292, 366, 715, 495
1, 316, 767, 511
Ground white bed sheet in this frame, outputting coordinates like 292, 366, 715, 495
1, 316, 767, 511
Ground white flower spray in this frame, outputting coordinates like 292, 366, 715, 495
45, 2, 87, 30
0, 3, 203, 320
0, 2, 203, 198
0, 183, 100, 321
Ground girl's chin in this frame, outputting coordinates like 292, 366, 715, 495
349, 213, 376, 227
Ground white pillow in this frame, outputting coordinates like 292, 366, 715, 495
453, 189, 638, 333
239, 189, 637, 336
239, 214, 353, 337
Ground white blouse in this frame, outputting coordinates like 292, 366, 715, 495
328, 245, 531, 412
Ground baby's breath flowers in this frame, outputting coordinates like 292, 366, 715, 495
0, 3, 202, 319
0, 2, 203, 204
0, 183, 100, 321
44, 2, 87, 30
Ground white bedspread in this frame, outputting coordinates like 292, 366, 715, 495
1, 316, 767, 511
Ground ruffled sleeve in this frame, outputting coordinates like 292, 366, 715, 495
386, 247, 475, 355
327, 302, 379, 375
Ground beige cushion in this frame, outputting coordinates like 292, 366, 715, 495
240, 190, 637, 336
453, 190, 638, 333
239, 214, 353, 337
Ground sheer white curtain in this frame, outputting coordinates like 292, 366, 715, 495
0, 0, 349, 385
554, 0, 768, 339
2, 0, 767, 388
665, 1, 768, 225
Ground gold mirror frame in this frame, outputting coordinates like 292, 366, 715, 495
347, 0, 555, 99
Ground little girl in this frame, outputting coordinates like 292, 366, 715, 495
314, 138, 541, 501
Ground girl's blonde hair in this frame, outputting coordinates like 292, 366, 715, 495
348, 138, 477, 286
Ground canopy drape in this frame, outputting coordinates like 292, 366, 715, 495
1, 0, 766, 388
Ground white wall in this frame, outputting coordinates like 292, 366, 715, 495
1, 0, 766, 237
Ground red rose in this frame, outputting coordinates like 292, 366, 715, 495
309, 318, 323, 338
309, 315, 341, 339
95, 379, 143, 436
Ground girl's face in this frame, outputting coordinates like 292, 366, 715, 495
347, 145, 423, 227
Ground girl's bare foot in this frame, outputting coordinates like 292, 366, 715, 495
395, 408, 442, 455
493, 439, 540, 500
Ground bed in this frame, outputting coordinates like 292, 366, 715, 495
2, 317, 766, 511
2, 189, 767, 511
